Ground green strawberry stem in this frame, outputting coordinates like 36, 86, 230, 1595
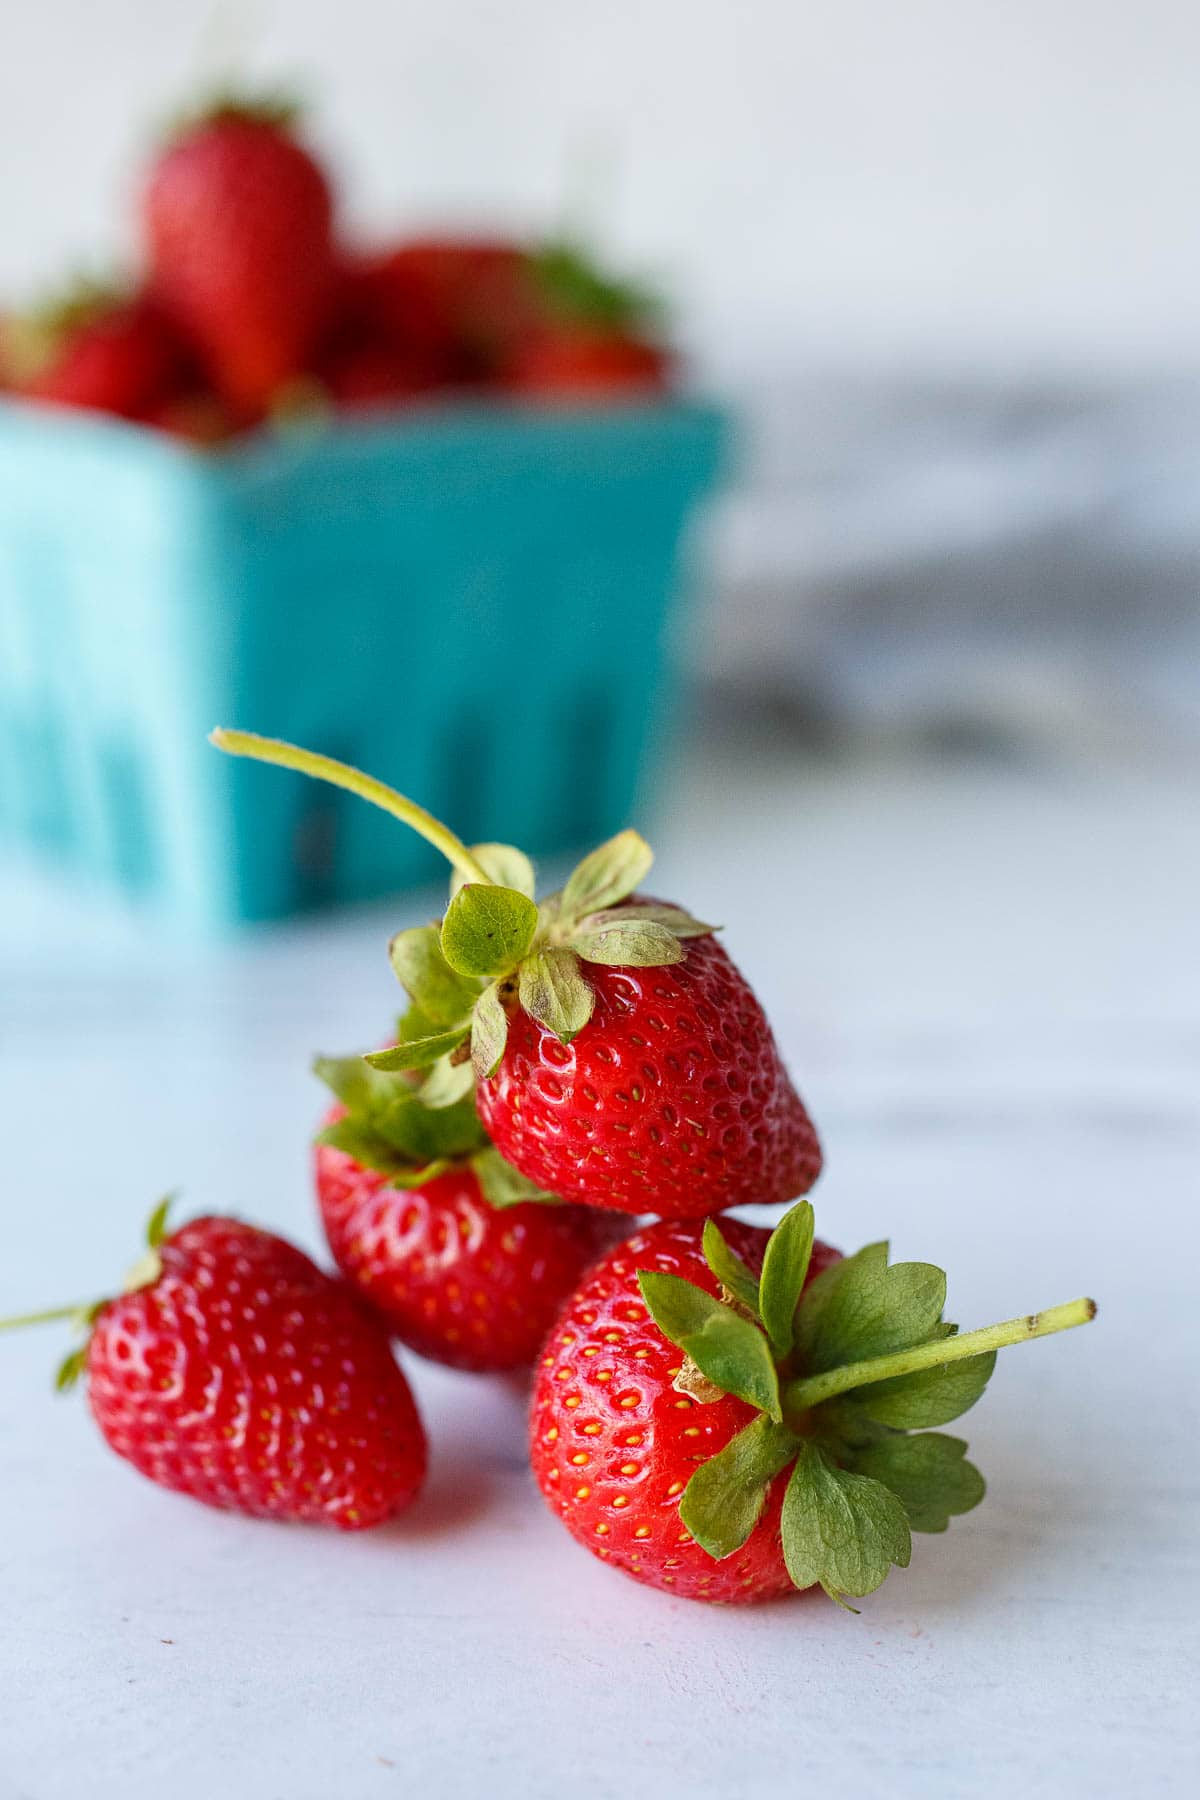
783, 1295, 1096, 1417
209, 729, 492, 886
0, 1305, 86, 1332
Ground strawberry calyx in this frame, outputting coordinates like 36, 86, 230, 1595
637, 1200, 1097, 1609
161, 89, 304, 145
368, 832, 715, 1085
529, 240, 664, 338
209, 732, 716, 1088
314, 1026, 554, 1209
0, 1195, 176, 1392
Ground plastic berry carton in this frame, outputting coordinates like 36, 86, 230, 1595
0, 397, 725, 927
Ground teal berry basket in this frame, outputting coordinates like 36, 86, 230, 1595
0, 397, 725, 927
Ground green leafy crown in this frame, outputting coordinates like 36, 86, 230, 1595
638, 1201, 1095, 1609
314, 1029, 554, 1210
358, 832, 714, 1092
531, 240, 666, 336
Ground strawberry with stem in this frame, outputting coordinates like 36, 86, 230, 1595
1, 1198, 426, 1529
529, 1198, 1096, 1606
312, 1043, 618, 1371
210, 729, 823, 1220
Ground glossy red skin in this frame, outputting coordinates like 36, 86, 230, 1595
507, 328, 670, 396
476, 933, 822, 1218
530, 1216, 841, 1603
315, 1123, 619, 1371
143, 115, 336, 410
21, 302, 187, 419
86, 1217, 425, 1529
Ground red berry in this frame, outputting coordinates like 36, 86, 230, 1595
476, 931, 822, 1219
86, 1216, 425, 1528
143, 106, 337, 411
349, 239, 539, 378
11, 295, 187, 420
529, 1216, 841, 1603
508, 327, 669, 397
315, 1116, 618, 1371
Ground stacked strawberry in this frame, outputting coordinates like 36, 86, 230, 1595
1, 727, 1098, 1595
0, 94, 670, 442
150, 727, 1088, 1607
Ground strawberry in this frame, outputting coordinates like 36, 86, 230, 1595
2, 1202, 426, 1529
474, 924, 820, 1217
507, 327, 669, 398
142, 97, 337, 412
311, 1049, 617, 1370
530, 1199, 1096, 1606
209, 731, 823, 1220
504, 242, 669, 395
347, 240, 539, 380
3, 285, 188, 420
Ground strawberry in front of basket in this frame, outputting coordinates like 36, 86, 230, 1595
210, 729, 823, 1220
531, 1199, 1096, 1606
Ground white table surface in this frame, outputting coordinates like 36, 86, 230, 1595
2, 734, 1197, 1800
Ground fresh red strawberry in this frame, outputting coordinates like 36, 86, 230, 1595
348, 240, 538, 379
4, 287, 188, 420
142, 98, 337, 411
3, 1204, 426, 1529
530, 1212, 840, 1604
507, 327, 669, 398
475, 926, 820, 1217
209, 732, 824, 1222
503, 242, 669, 394
531, 1199, 1096, 1607
316, 1109, 616, 1370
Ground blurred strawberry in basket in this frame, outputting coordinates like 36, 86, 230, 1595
507, 241, 670, 398
1, 86, 675, 439
142, 95, 338, 414
343, 240, 537, 381
0, 283, 189, 420
508, 326, 669, 397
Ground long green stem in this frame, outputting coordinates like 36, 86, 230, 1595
209, 729, 493, 886
784, 1297, 1097, 1415
0, 1305, 85, 1332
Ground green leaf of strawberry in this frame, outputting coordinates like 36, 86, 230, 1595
793, 1242, 947, 1372
616, 1198, 1098, 1606
680, 1414, 800, 1558
518, 948, 595, 1042
388, 925, 482, 1026
701, 1219, 762, 1317
781, 1442, 912, 1607
572, 917, 684, 967
559, 828, 654, 921
316, 1028, 562, 1212
638, 1272, 782, 1420
757, 1198, 815, 1355
848, 1432, 985, 1534
448, 842, 536, 901
470, 1146, 560, 1210
441, 884, 540, 979
365, 1026, 470, 1073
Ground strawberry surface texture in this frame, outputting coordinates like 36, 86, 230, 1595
530, 1216, 841, 1602
476, 933, 823, 1219
315, 1121, 618, 1371
86, 1217, 425, 1528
